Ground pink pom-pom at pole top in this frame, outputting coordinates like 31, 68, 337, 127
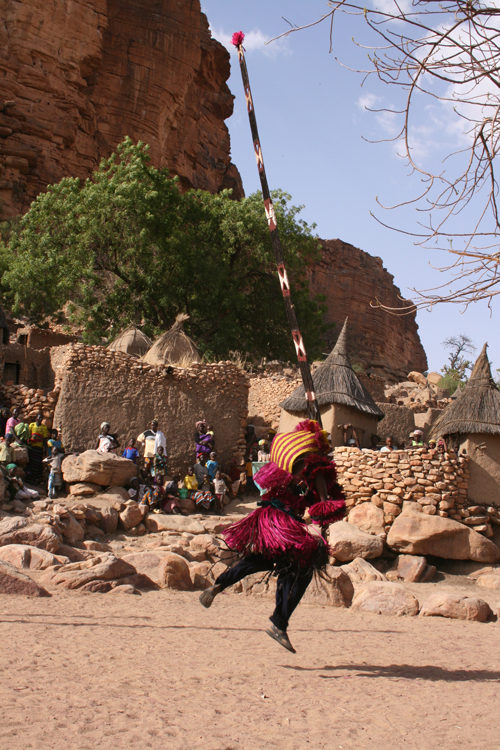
231, 31, 245, 47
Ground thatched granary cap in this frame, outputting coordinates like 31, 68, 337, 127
107, 324, 152, 358
142, 314, 201, 367
0, 306, 9, 345
280, 318, 384, 419
430, 343, 500, 437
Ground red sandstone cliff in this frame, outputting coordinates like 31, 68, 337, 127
0, 0, 243, 219
309, 239, 428, 380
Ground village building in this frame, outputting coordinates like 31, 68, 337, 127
107, 324, 152, 358
142, 314, 201, 367
278, 319, 384, 447
430, 343, 500, 505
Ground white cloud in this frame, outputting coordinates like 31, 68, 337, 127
357, 92, 380, 111
209, 27, 291, 58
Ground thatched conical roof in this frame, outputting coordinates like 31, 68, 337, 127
280, 318, 384, 419
143, 313, 201, 367
107, 324, 152, 358
430, 343, 500, 437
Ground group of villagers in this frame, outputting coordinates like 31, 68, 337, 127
0, 407, 64, 501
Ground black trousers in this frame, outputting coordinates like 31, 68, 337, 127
215, 553, 314, 632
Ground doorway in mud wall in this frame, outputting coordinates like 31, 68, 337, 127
2, 362, 20, 384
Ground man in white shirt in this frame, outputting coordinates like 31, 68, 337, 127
137, 420, 167, 478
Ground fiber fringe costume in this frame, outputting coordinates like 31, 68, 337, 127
200, 420, 346, 652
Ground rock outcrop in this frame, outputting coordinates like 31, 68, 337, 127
0, 0, 243, 220
308, 240, 428, 380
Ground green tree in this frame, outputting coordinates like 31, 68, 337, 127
438, 334, 476, 394
2, 138, 325, 361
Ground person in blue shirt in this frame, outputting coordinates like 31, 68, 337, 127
206, 451, 219, 480
122, 437, 139, 464
47, 428, 64, 456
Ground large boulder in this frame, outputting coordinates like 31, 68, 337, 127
0, 544, 68, 570
0, 560, 51, 596
122, 551, 163, 582
0, 517, 60, 553
351, 582, 420, 616
62, 450, 136, 487
348, 503, 386, 536
387, 504, 500, 563
328, 522, 384, 562
144, 514, 206, 535
59, 512, 85, 543
69, 482, 101, 497
158, 552, 192, 590
420, 593, 493, 622
49, 554, 136, 590
386, 554, 436, 583
301, 567, 354, 608
75, 497, 120, 534
119, 502, 144, 531
341, 557, 387, 583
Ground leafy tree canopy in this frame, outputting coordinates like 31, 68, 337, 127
438, 334, 477, 394
1, 138, 326, 361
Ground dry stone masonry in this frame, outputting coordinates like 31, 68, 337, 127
333, 447, 500, 538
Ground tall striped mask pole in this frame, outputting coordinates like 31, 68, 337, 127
231, 31, 322, 426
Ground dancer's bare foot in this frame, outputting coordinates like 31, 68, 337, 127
199, 584, 222, 608
265, 624, 296, 653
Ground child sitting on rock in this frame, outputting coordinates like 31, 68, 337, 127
7, 465, 40, 502
184, 466, 198, 494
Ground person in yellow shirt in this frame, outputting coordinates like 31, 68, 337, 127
184, 466, 198, 493
27, 412, 49, 483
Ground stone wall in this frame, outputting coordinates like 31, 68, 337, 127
16, 326, 77, 350
51, 344, 249, 472
0, 0, 242, 219
0, 383, 59, 427
308, 240, 428, 381
332, 447, 499, 538
1, 343, 53, 389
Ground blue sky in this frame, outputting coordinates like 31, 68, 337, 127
201, 0, 499, 376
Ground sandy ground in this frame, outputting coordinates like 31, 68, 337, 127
1, 582, 500, 750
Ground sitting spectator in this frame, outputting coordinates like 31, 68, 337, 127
43, 446, 63, 499
0, 433, 16, 469
184, 466, 198, 493
122, 437, 139, 464
192, 480, 214, 512
95, 422, 120, 454
128, 477, 147, 504
380, 437, 395, 453
163, 474, 183, 515
213, 469, 228, 515
48, 428, 65, 456
436, 439, 447, 454
140, 485, 163, 513
193, 455, 210, 487
151, 445, 168, 486
244, 424, 258, 459
7, 466, 39, 502
206, 451, 219, 481
369, 434, 380, 451
257, 440, 271, 463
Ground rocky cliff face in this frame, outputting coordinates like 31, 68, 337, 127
309, 239, 428, 380
0, 0, 243, 219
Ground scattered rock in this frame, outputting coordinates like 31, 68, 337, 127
386, 554, 436, 583
328, 522, 384, 562
59, 512, 85, 543
49, 554, 136, 590
189, 561, 212, 590
122, 551, 163, 582
387, 504, 500, 563
0, 544, 67, 570
119, 502, 144, 531
341, 557, 387, 583
301, 567, 354, 608
62, 450, 136, 487
69, 482, 101, 497
82, 540, 113, 552
144, 514, 205, 535
108, 584, 139, 595
475, 573, 500, 590
57, 543, 92, 562
420, 593, 493, 621
351, 582, 420, 616
158, 552, 192, 591
348, 503, 386, 536
0, 560, 51, 596
0, 517, 60, 552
